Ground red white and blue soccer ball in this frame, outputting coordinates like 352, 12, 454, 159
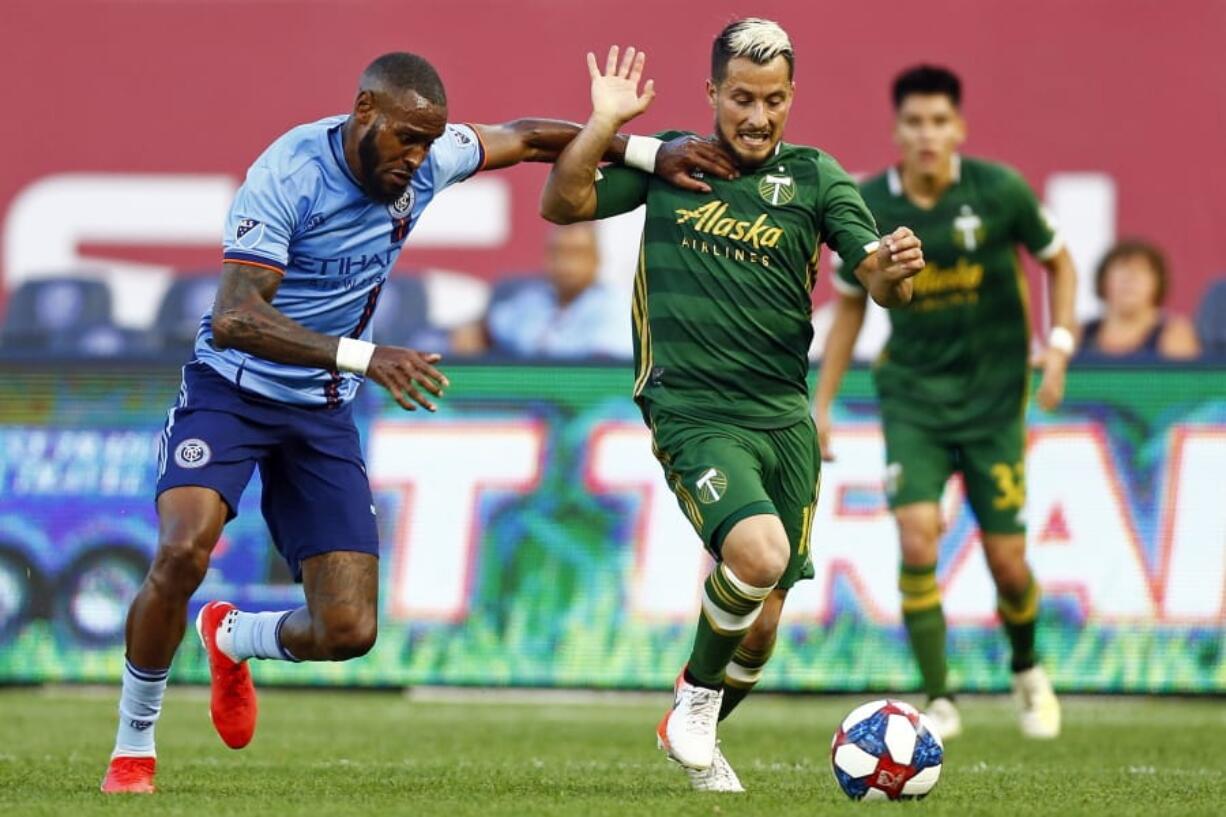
830, 699, 944, 800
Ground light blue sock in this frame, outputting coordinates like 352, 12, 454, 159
113, 659, 168, 757
218, 609, 298, 661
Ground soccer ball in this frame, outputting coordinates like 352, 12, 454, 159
830, 699, 944, 800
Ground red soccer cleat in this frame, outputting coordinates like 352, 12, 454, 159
100, 755, 156, 794
195, 601, 258, 749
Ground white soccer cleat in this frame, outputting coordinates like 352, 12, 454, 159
1014, 666, 1061, 739
683, 742, 745, 792
656, 671, 723, 770
923, 697, 962, 741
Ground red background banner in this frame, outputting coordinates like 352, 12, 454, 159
3, 0, 1223, 313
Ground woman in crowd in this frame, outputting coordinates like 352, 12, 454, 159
1079, 240, 1200, 360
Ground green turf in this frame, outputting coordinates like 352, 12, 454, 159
1, 688, 1223, 816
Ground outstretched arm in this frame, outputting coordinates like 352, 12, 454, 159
540, 46, 660, 223
473, 105, 734, 193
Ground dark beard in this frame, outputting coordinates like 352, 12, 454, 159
358, 124, 406, 204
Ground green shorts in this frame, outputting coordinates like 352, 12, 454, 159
882, 414, 1026, 535
646, 405, 821, 590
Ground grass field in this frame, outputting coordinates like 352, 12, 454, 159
2, 688, 1224, 816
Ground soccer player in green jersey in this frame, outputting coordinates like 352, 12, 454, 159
815, 66, 1079, 740
541, 19, 925, 791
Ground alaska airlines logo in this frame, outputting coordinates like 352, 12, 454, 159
674, 201, 784, 249
912, 258, 985, 297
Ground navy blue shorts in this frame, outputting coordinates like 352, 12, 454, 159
156, 360, 378, 581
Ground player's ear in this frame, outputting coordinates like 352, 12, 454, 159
706, 78, 718, 110
954, 111, 967, 147
353, 90, 377, 125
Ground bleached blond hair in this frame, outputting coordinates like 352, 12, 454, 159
712, 18, 794, 82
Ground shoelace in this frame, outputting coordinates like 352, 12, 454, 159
711, 753, 738, 786
682, 688, 722, 736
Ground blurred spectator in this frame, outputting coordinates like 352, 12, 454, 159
1194, 278, 1226, 358
451, 223, 629, 358
1077, 240, 1200, 360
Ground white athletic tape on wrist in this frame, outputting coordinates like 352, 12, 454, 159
624, 135, 663, 173
336, 337, 376, 374
1048, 326, 1075, 356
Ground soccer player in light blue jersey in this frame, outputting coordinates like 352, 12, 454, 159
101, 51, 736, 794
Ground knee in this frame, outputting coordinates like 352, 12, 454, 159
315, 608, 377, 660
146, 533, 213, 597
725, 534, 789, 588
896, 509, 941, 565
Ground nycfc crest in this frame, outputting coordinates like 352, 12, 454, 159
387, 187, 416, 218
174, 438, 212, 470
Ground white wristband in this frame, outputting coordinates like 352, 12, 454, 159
1048, 326, 1076, 356
624, 135, 663, 173
336, 337, 376, 374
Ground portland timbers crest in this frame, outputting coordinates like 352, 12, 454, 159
952, 204, 986, 251
696, 467, 728, 504
758, 168, 796, 206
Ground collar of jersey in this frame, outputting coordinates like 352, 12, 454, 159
888, 153, 962, 196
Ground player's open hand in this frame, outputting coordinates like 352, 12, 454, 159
366, 346, 450, 412
587, 46, 655, 127
656, 135, 738, 193
876, 227, 925, 282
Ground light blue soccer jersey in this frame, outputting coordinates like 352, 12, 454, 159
196, 115, 484, 406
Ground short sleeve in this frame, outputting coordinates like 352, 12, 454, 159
1003, 168, 1063, 261
594, 166, 650, 219
820, 156, 881, 285
222, 166, 300, 273
427, 124, 486, 193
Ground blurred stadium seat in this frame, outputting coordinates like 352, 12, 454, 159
0, 276, 146, 356
151, 276, 218, 354
1195, 278, 1226, 358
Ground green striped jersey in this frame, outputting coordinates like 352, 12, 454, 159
836, 155, 1062, 434
595, 131, 880, 428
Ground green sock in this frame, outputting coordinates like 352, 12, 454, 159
998, 575, 1039, 672
900, 563, 949, 700
687, 563, 774, 687
719, 638, 775, 721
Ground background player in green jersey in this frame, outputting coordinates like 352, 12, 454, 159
540, 19, 924, 792
815, 66, 1079, 741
